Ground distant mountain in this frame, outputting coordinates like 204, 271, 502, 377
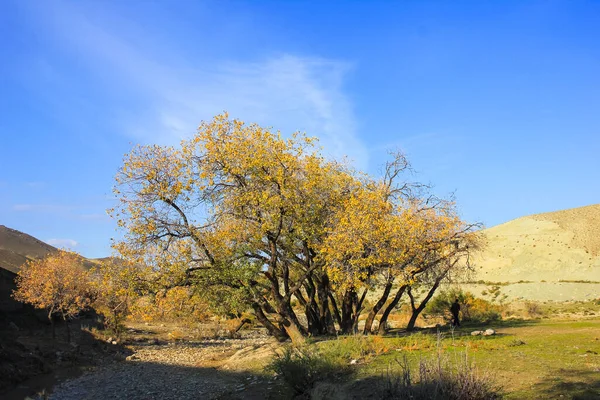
0, 226, 115, 311
0, 226, 58, 273
0, 225, 113, 274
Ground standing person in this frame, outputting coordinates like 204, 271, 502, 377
450, 298, 461, 327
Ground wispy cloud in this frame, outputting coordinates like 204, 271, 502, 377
46, 238, 78, 248
13, 204, 71, 212
23, 1, 368, 169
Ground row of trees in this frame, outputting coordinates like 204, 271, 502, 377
110, 113, 481, 343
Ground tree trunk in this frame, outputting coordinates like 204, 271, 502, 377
317, 275, 336, 335
363, 281, 393, 334
339, 289, 355, 334
328, 293, 342, 328
279, 317, 306, 344
252, 303, 288, 342
303, 277, 323, 335
48, 308, 56, 340
352, 288, 368, 334
406, 278, 443, 331
232, 318, 252, 334
378, 285, 408, 335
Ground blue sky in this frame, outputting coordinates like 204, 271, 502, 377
1, 1, 599, 258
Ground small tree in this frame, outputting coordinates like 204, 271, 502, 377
90, 259, 141, 338
13, 250, 92, 342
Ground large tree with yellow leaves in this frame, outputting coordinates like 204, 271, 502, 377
111, 113, 479, 342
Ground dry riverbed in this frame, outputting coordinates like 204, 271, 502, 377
24, 324, 287, 400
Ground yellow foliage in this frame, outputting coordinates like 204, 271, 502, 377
12, 250, 92, 321
129, 287, 210, 323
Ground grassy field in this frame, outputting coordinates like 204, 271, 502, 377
305, 318, 600, 399
119, 308, 600, 398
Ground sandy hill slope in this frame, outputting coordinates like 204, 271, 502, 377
467, 204, 600, 301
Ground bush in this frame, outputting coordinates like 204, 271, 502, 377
424, 288, 502, 324
266, 346, 351, 396
382, 353, 502, 399
524, 301, 543, 317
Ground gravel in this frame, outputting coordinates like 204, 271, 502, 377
46, 337, 278, 400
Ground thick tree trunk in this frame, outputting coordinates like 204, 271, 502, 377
279, 317, 306, 344
363, 281, 393, 334
252, 303, 288, 342
328, 293, 342, 328
317, 274, 336, 335
378, 285, 408, 335
304, 277, 323, 335
339, 289, 356, 334
406, 278, 443, 331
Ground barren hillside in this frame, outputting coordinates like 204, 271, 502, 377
0, 225, 57, 273
468, 204, 600, 300
0, 225, 107, 274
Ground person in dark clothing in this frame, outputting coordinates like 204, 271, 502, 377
450, 299, 461, 327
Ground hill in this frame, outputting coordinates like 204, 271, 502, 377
0, 225, 110, 312
0, 225, 58, 273
469, 204, 600, 301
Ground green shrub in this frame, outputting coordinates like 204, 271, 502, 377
424, 288, 502, 324
266, 345, 351, 396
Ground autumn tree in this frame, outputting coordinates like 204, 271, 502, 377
13, 250, 93, 341
90, 259, 144, 337
374, 197, 481, 335
111, 113, 480, 342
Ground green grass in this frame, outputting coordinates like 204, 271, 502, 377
314, 319, 600, 399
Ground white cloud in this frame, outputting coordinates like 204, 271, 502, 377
46, 238, 78, 248
24, 1, 369, 169
12, 204, 70, 212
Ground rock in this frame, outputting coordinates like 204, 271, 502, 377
111, 341, 118, 345
471, 330, 483, 336
349, 359, 358, 365
107, 337, 114, 343
483, 329, 496, 336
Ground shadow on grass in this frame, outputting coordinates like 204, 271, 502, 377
385, 318, 539, 338
531, 368, 600, 400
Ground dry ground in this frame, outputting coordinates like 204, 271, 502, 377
11, 315, 598, 400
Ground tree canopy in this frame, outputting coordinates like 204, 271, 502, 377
111, 113, 480, 342
13, 249, 93, 341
